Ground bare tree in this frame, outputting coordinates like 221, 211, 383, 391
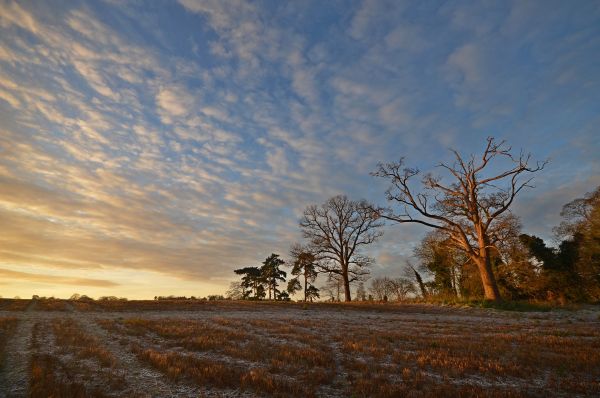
369, 277, 392, 301
372, 137, 546, 302
322, 273, 344, 301
370, 276, 416, 301
355, 282, 367, 301
300, 195, 384, 301
225, 282, 244, 300
387, 277, 415, 301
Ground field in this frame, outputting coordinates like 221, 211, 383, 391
0, 299, 599, 397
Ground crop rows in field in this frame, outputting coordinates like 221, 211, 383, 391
0, 302, 599, 397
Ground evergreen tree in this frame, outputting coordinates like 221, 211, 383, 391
288, 244, 319, 302
233, 267, 264, 300
261, 254, 286, 300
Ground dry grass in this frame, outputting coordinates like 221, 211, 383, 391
131, 344, 311, 396
28, 319, 129, 397
30, 353, 102, 398
333, 318, 600, 396
100, 317, 334, 396
96, 309, 600, 396
29, 321, 102, 397
34, 298, 71, 311
0, 299, 31, 311
4, 301, 599, 396
0, 316, 18, 366
52, 318, 117, 367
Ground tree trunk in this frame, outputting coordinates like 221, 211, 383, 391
474, 227, 502, 302
303, 271, 308, 302
474, 255, 502, 302
343, 275, 351, 302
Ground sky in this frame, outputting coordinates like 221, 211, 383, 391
0, 0, 599, 299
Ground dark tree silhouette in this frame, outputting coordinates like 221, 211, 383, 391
287, 244, 319, 302
233, 267, 265, 299
261, 253, 286, 300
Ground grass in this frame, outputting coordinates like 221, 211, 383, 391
0, 299, 31, 311
2, 300, 598, 396
469, 300, 556, 312
132, 344, 312, 397
100, 317, 335, 395
52, 318, 116, 367
28, 318, 130, 397
0, 316, 18, 368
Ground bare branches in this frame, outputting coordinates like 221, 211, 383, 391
299, 195, 384, 301
373, 137, 547, 301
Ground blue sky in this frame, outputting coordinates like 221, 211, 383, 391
0, 0, 598, 299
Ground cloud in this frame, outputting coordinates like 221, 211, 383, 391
0, 87, 20, 108
0, 268, 119, 287
0, 2, 39, 34
156, 85, 195, 123
349, 0, 387, 40
446, 43, 484, 85
0, 0, 597, 299
266, 146, 289, 175
384, 25, 428, 52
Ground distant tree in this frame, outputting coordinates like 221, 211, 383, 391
226, 281, 245, 300
555, 187, 600, 301
287, 278, 302, 297
261, 254, 286, 300
234, 266, 265, 299
355, 282, 367, 301
415, 232, 463, 297
300, 195, 384, 301
368, 277, 413, 301
305, 285, 320, 302
406, 262, 428, 299
99, 296, 120, 301
387, 278, 414, 301
554, 187, 600, 239
520, 234, 583, 301
322, 274, 344, 302
372, 137, 546, 302
287, 244, 319, 302
369, 277, 394, 301
277, 290, 291, 301
577, 191, 600, 301
519, 186, 600, 302
69, 293, 81, 301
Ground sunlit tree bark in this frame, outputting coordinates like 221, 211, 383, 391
373, 137, 546, 302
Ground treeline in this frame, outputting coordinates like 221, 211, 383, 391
27, 294, 228, 302
229, 137, 599, 304
228, 252, 319, 302
153, 295, 225, 301
29, 294, 129, 302
405, 185, 599, 303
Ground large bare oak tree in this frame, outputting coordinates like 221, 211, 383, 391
372, 137, 546, 302
300, 195, 384, 301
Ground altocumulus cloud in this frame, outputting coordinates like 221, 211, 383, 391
0, 0, 598, 297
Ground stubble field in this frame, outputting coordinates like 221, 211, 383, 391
0, 299, 599, 397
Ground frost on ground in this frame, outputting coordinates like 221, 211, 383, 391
0, 300, 599, 397
0, 300, 36, 398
